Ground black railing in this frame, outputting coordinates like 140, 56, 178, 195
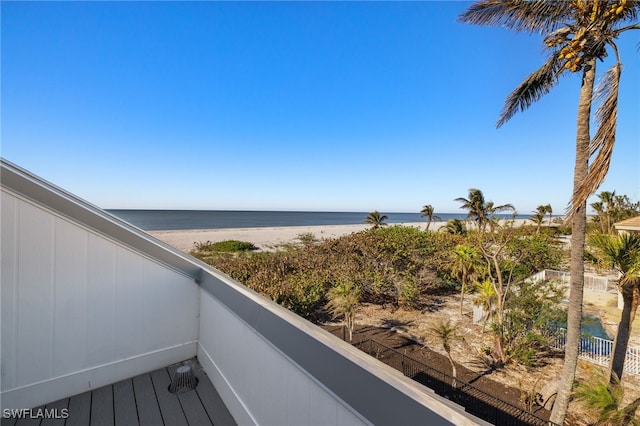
353, 339, 559, 426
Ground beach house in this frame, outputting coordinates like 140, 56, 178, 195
0, 159, 487, 425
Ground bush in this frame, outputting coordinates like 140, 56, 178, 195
193, 240, 257, 253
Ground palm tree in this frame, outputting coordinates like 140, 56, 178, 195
420, 204, 442, 231
455, 188, 514, 232
544, 204, 553, 226
451, 244, 481, 317
600, 190, 618, 233
326, 280, 362, 342
443, 218, 467, 236
530, 205, 547, 234
573, 368, 640, 426
459, 3, 639, 423
426, 318, 462, 389
588, 232, 640, 384
474, 279, 496, 331
364, 211, 388, 229
591, 200, 609, 233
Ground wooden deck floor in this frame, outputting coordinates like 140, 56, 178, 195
4, 359, 236, 426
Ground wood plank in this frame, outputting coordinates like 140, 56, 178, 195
41, 398, 69, 426
132, 374, 163, 426
150, 367, 187, 426
0, 412, 18, 426
194, 366, 237, 426
113, 379, 139, 426
66, 391, 91, 426
91, 385, 114, 426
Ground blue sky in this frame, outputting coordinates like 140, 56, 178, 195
2, 1, 638, 214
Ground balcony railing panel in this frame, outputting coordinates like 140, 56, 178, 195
198, 270, 489, 426
1, 190, 200, 410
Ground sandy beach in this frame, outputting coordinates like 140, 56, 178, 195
149, 221, 434, 252
149, 219, 531, 253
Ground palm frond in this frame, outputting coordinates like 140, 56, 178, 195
497, 53, 565, 127
458, 0, 570, 34
569, 63, 622, 218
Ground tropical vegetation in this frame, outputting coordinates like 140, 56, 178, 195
459, 2, 639, 423
588, 232, 640, 384
190, 186, 640, 421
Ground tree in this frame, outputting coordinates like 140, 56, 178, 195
421, 204, 442, 231
530, 206, 547, 234
426, 318, 462, 388
592, 191, 640, 234
364, 211, 388, 229
544, 204, 553, 226
443, 218, 467, 236
326, 280, 361, 342
459, 3, 638, 423
592, 200, 608, 233
588, 232, 640, 384
474, 279, 496, 331
455, 188, 514, 232
451, 243, 481, 316
573, 368, 640, 426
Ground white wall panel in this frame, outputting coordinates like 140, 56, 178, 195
17, 201, 54, 387
53, 219, 88, 376
1, 189, 200, 409
1, 192, 18, 390
114, 246, 145, 358
86, 233, 116, 365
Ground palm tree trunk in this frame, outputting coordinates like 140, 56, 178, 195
550, 58, 596, 425
609, 284, 638, 383
446, 352, 457, 389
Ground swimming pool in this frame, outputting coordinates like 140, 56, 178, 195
582, 312, 612, 340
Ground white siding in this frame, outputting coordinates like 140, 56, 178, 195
1, 190, 200, 409
198, 289, 368, 426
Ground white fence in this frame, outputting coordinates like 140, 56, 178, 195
552, 328, 640, 375
528, 269, 610, 292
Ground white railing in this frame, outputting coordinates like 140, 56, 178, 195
527, 269, 610, 292
552, 328, 640, 375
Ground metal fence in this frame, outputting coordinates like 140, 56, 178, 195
353, 339, 558, 426
552, 328, 640, 375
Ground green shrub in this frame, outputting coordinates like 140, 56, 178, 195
193, 240, 257, 253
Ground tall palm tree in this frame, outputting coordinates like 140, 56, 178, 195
420, 204, 442, 231
588, 232, 640, 384
364, 210, 388, 229
455, 188, 514, 232
600, 190, 618, 233
459, 3, 638, 423
591, 200, 608, 233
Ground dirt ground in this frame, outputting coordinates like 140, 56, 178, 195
322, 289, 640, 425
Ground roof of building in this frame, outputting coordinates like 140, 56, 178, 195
615, 215, 640, 230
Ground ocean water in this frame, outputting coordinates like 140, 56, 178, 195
107, 210, 477, 231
